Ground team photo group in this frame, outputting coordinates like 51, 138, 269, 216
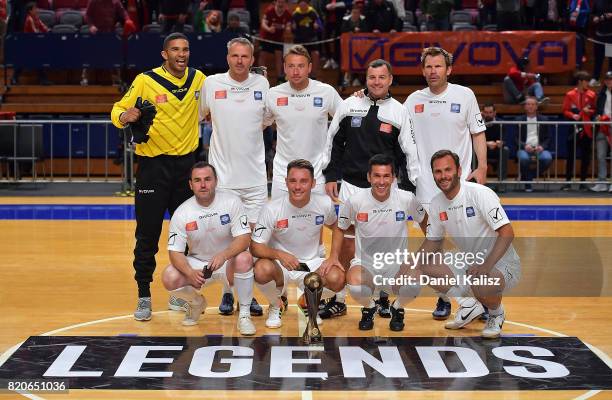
111, 32, 521, 341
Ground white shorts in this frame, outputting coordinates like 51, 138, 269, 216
220, 185, 267, 223
270, 180, 325, 200
186, 255, 230, 289
274, 257, 325, 294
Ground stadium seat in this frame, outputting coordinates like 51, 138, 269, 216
452, 22, 477, 31
51, 24, 78, 33
482, 24, 498, 31
142, 23, 162, 33
450, 10, 473, 25
183, 24, 194, 33
59, 10, 84, 27
38, 9, 56, 27
402, 23, 417, 32
228, 9, 250, 25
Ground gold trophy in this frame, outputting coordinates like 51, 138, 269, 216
302, 272, 323, 344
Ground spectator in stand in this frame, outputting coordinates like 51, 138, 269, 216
321, 0, 346, 71
566, 0, 590, 69
12, 2, 51, 85
479, 0, 496, 25
363, 0, 401, 33
516, 97, 553, 192
534, 0, 564, 30
591, 71, 612, 192
590, 0, 612, 87
198, 9, 222, 32
497, 0, 521, 30
340, 4, 367, 86
224, 13, 248, 35
503, 57, 549, 105
159, 0, 190, 33
259, 0, 292, 83
421, 0, 454, 31
83, 0, 133, 86
482, 103, 509, 189
562, 71, 597, 191
0, 0, 7, 64
291, 0, 321, 78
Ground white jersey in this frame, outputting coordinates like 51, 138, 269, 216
427, 181, 520, 266
200, 72, 270, 189
265, 79, 342, 185
168, 191, 251, 263
404, 83, 486, 204
338, 187, 425, 267
252, 193, 337, 261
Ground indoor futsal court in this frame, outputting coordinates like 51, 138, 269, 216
0, 195, 610, 399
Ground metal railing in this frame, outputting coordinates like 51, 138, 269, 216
487, 120, 611, 186
0, 119, 610, 191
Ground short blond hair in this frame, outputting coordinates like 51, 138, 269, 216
284, 45, 312, 63
420, 47, 453, 67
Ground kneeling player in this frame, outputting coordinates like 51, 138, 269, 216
418, 150, 521, 338
326, 154, 427, 331
251, 159, 345, 328
162, 162, 256, 335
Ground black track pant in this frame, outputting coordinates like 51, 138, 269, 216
133, 152, 195, 297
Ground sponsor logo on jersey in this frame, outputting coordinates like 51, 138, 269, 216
466, 206, 475, 217
417, 205, 425, 215
488, 207, 503, 223
439, 211, 448, 221
475, 112, 485, 127
451, 103, 461, 113
230, 87, 250, 93
379, 123, 393, 134
315, 215, 324, 225
220, 214, 231, 225
276, 219, 289, 228
356, 212, 368, 222
253, 224, 266, 238
349, 108, 369, 114
429, 100, 446, 104
254, 91, 262, 100
186, 221, 198, 231
215, 90, 227, 99
240, 215, 248, 229
155, 94, 168, 104
168, 232, 177, 246
313, 97, 323, 107
194, 90, 200, 100
277, 97, 289, 106
351, 116, 362, 127
395, 211, 405, 221
138, 189, 155, 194
415, 104, 424, 113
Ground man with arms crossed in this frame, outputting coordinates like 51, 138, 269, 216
326, 154, 427, 332
404, 46, 488, 321
418, 150, 521, 338
251, 159, 346, 329
161, 162, 257, 335
200, 37, 268, 316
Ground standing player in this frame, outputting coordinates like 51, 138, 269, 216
200, 37, 267, 316
321, 58, 418, 317
251, 159, 346, 329
418, 150, 521, 338
403, 46, 488, 321
265, 44, 342, 200
325, 154, 427, 331
111, 33, 206, 321
161, 162, 256, 335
